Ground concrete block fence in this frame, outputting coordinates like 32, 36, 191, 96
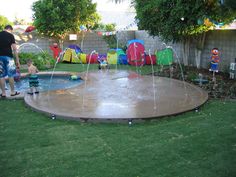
14, 29, 236, 71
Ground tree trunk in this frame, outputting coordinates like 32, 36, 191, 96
59, 39, 64, 51
195, 49, 201, 68
182, 38, 190, 66
81, 31, 85, 51
194, 32, 206, 68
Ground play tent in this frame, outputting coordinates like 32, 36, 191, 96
156, 48, 173, 65
127, 39, 145, 66
118, 54, 128, 65
62, 48, 80, 63
98, 54, 107, 62
25, 26, 36, 33
86, 53, 98, 64
79, 53, 87, 64
68, 44, 82, 54
107, 49, 125, 65
145, 55, 157, 65
107, 49, 117, 64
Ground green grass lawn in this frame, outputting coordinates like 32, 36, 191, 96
1, 63, 236, 177
45, 62, 162, 75
0, 99, 236, 177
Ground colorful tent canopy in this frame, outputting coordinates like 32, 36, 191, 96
98, 54, 107, 62
156, 48, 173, 65
62, 48, 80, 63
127, 40, 145, 66
86, 54, 98, 64
107, 48, 125, 65
127, 39, 144, 46
68, 44, 82, 54
116, 48, 125, 56
118, 54, 128, 65
25, 26, 36, 33
79, 53, 87, 64
107, 49, 118, 64
145, 55, 156, 65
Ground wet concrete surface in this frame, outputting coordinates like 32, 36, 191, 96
24, 70, 208, 121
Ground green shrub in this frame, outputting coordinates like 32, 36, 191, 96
187, 71, 198, 81
228, 82, 236, 98
18, 53, 35, 64
18, 52, 56, 70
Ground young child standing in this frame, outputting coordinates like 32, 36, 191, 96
27, 59, 39, 94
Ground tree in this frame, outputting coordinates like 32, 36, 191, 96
224, 0, 236, 10
0, 15, 12, 31
32, 0, 100, 46
100, 23, 118, 49
134, 0, 236, 67
13, 17, 29, 25
111, 0, 125, 3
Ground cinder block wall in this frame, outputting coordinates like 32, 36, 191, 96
63, 32, 109, 54
15, 32, 54, 54
135, 30, 236, 71
15, 29, 236, 71
135, 30, 182, 60
201, 30, 236, 71
116, 30, 136, 47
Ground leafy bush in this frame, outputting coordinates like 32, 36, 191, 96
18, 52, 56, 70
18, 53, 35, 64
228, 82, 236, 98
186, 71, 198, 81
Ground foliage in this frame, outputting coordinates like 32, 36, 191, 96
0, 15, 13, 31
84, 11, 101, 30
97, 23, 126, 50
101, 23, 117, 49
111, 0, 125, 3
19, 52, 56, 70
186, 70, 198, 81
134, 0, 236, 42
32, 0, 99, 40
13, 17, 30, 25
225, 0, 236, 10
228, 82, 236, 98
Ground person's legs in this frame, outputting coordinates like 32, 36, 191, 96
7, 58, 19, 96
28, 76, 34, 95
0, 56, 7, 96
0, 78, 6, 96
29, 74, 39, 94
28, 86, 34, 95
34, 86, 39, 94
8, 77, 15, 95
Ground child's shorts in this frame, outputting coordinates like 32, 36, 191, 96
29, 74, 39, 87
0, 56, 16, 78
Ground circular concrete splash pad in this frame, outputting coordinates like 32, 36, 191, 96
24, 70, 208, 121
